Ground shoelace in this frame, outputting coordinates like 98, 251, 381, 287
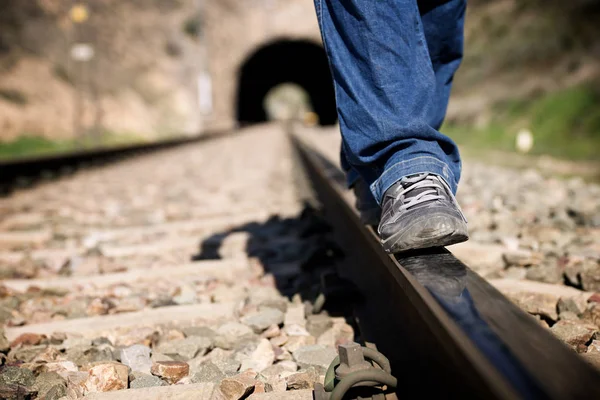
393, 174, 446, 212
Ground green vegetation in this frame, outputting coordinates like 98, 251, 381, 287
0, 136, 70, 159
444, 85, 600, 161
0, 132, 147, 160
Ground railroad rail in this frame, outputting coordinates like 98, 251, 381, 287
291, 130, 600, 399
0, 130, 231, 195
0, 124, 598, 400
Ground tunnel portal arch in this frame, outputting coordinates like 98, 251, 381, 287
236, 39, 337, 126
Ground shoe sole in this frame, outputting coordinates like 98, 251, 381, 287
381, 225, 469, 253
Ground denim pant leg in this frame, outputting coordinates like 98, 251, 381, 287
314, 0, 464, 203
342, 0, 466, 191
341, 145, 360, 188
419, 0, 467, 131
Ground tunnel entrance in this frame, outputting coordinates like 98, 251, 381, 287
236, 39, 337, 126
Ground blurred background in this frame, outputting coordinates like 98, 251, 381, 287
0, 0, 598, 169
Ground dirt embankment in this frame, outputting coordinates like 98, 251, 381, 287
0, 0, 203, 142
449, 0, 600, 125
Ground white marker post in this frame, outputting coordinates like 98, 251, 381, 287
70, 43, 95, 63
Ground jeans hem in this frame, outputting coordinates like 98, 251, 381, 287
370, 155, 457, 204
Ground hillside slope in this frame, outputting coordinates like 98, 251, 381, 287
0, 0, 203, 142
447, 0, 600, 160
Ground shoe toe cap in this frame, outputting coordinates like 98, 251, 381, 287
379, 207, 468, 252
413, 212, 465, 239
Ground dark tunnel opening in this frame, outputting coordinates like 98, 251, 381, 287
236, 39, 337, 126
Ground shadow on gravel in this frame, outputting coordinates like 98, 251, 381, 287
192, 205, 362, 338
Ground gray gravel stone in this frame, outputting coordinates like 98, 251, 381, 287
292, 345, 337, 374
582, 304, 600, 327
283, 335, 315, 353
130, 372, 167, 389
506, 292, 558, 321
156, 336, 211, 361
284, 304, 305, 328
66, 344, 115, 367
239, 338, 275, 372
241, 308, 284, 333
61, 336, 92, 350
285, 368, 318, 390
581, 261, 600, 292
557, 297, 586, 316
213, 357, 242, 377
182, 326, 217, 342
120, 344, 152, 374
190, 361, 226, 383
233, 340, 260, 362
197, 348, 241, 377
32, 372, 67, 400
525, 263, 563, 284
8, 344, 47, 363
249, 288, 288, 312
214, 322, 255, 350
306, 314, 333, 338
558, 311, 579, 321
0, 366, 35, 387
278, 360, 298, 372
260, 364, 288, 379
551, 320, 598, 352
317, 320, 354, 348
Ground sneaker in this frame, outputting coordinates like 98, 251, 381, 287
352, 178, 381, 226
378, 173, 468, 252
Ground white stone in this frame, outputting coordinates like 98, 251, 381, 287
120, 344, 152, 374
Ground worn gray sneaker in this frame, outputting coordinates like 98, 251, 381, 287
378, 173, 468, 253
352, 178, 381, 226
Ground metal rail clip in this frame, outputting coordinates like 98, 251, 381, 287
314, 343, 398, 400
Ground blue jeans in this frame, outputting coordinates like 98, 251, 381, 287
314, 0, 466, 204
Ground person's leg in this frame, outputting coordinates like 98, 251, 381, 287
341, 147, 381, 226
343, 0, 466, 227
314, 0, 468, 251
418, 0, 467, 131
314, 0, 461, 200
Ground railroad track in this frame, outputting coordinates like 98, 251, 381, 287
0, 131, 230, 196
0, 124, 598, 399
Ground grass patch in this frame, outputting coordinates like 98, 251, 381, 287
0, 132, 147, 161
0, 136, 71, 159
444, 85, 600, 161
